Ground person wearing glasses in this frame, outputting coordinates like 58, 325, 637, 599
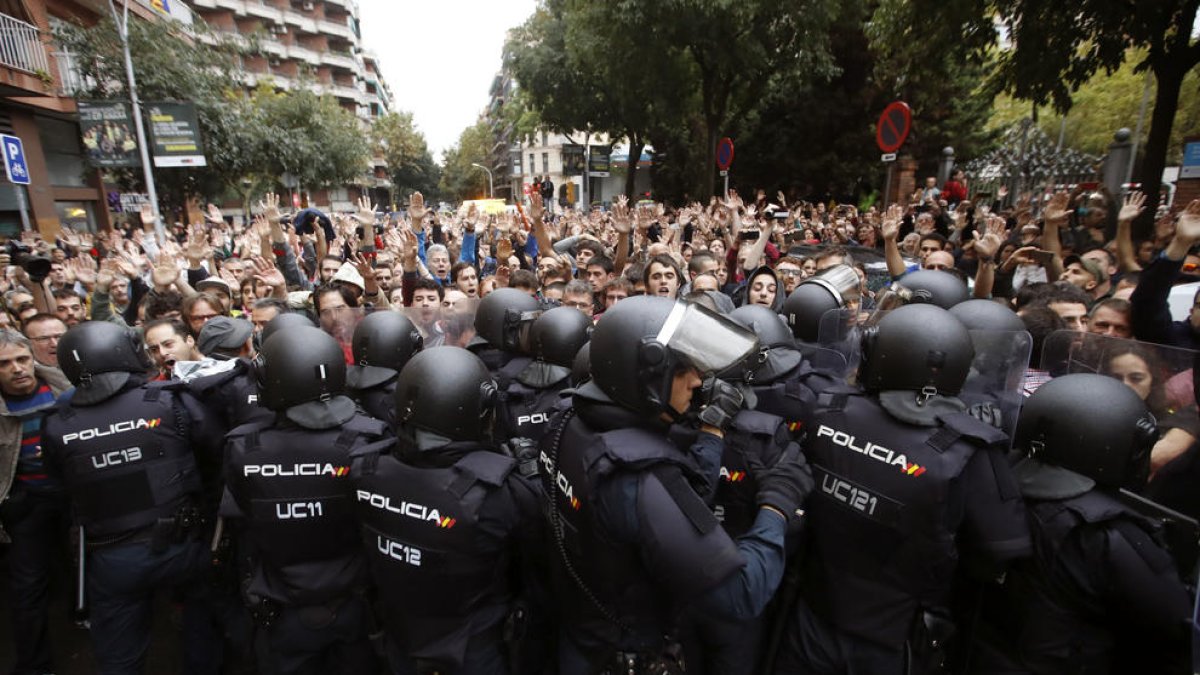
21, 314, 67, 369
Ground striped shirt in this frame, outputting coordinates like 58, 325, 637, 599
7, 382, 59, 491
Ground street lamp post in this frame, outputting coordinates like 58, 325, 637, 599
109, 0, 163, 241
470, 163, 494, 199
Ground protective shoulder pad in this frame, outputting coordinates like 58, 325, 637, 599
455, 450, 517, 488
1064, 490, 1137, 525
730, 409, 786, 437
340, 414, 389, 440
226, 419, 273, 440
938, 411, 1008, 447
598, 427, 678, 468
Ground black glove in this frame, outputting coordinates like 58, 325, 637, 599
967, 402, 1004, 429
751, 445, 813, 521
697, 377, 744, 431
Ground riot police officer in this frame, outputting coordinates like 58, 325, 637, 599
974, 374, 1191, 674
346, 310, 423, 427
776, 303, 1030, 674
223, 325, 389, 674
350, 346, 544, 674
471, 287, 541, 378
496, 306, 591, 442
544, 296, 813, 674
42, 321, 227, 674
781, 264, 861, 346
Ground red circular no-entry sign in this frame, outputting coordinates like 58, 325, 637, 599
876, 102, 912, 154
716, 137, 735, 171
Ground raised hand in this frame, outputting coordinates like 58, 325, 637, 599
139, 203, 156, 229
354, 194, 377, 225
184, 228, 209, 266
529, 191, 545, 223
151, 259, 180, 289
205, 203, 223, 225
881, 204, 903, 241
259, 192, 282, 224
1175, 200, 1200, 243
250, 255, 285, 289
408, 192, 428, 231
1118, 191, 1146, 223
975, 216, 1007, 259
1043, 191, 1071, 224
612, 195, 632, 235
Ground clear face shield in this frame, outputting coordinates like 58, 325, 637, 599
654, 301, 760, 377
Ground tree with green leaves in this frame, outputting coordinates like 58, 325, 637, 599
54, 16, 243, 220
439, 121, 493, 202
372, 111, 440, 202
871, 0, 1200, 230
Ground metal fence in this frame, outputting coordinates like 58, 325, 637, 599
0, 13, 49, 76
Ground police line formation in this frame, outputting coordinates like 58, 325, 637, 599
9, 257, 1200, 674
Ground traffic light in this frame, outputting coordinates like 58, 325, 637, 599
566, 181, 576, 204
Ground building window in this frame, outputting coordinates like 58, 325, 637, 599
542, 153, 549, 174
541, 131, 548, 147
529, 154, 535, 175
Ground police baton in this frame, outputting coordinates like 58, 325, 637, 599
74, 525, 87, 618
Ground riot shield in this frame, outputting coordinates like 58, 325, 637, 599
959, 329, 1033, 446
814, 307, 863, 380
1040, 331, 1198, 420
399, 301, 480, 350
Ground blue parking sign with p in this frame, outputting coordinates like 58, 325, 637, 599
1, 134, 30, 185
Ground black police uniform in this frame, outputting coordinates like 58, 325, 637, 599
545, 384, 789, 674
42, 379, 226, 674
223, 413, 388, 675
975, 488, 1192, 674
351, 439, 543, 674
495, 356, 571, 443
775, 386, 1031, 674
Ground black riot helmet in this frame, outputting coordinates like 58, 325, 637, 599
262, 311, 315, 343
727, 304, 801, 383
571, 342, 591, 386
949, 298, 1026, 332
393, 346, 498, 445
529, 306, 593, 367
348, 311, 423, 389
589, 296, 758, 418
474, 287, 541, 353
782, 264, 860, 343
894, 269, 968, 310
260, 326, 354, 426
860, 303, 974, 396
57, 322, 147, 405
1015, 373, 1157, 490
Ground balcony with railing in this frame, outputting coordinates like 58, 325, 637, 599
0, 14, 47, 74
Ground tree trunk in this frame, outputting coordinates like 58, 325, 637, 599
624, 133, 644, 199
1134, 60, 1186, 239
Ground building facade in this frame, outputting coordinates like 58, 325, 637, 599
0, 0, 155, 236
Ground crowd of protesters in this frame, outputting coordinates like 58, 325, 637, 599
0, 167, 1199, 672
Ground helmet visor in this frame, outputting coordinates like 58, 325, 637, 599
655, 302, 759, 376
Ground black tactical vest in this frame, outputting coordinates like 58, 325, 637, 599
352, 446, 520, 669
802, 387, 1005, 648
497, 379, 569, 444
544, 409, 744, 664
716, 410, 793, 538
1000, 491, 1184, 674
224, 414, 387, 606
44, 385, 200, 542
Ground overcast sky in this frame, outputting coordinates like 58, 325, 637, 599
358, 0, 538, 163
